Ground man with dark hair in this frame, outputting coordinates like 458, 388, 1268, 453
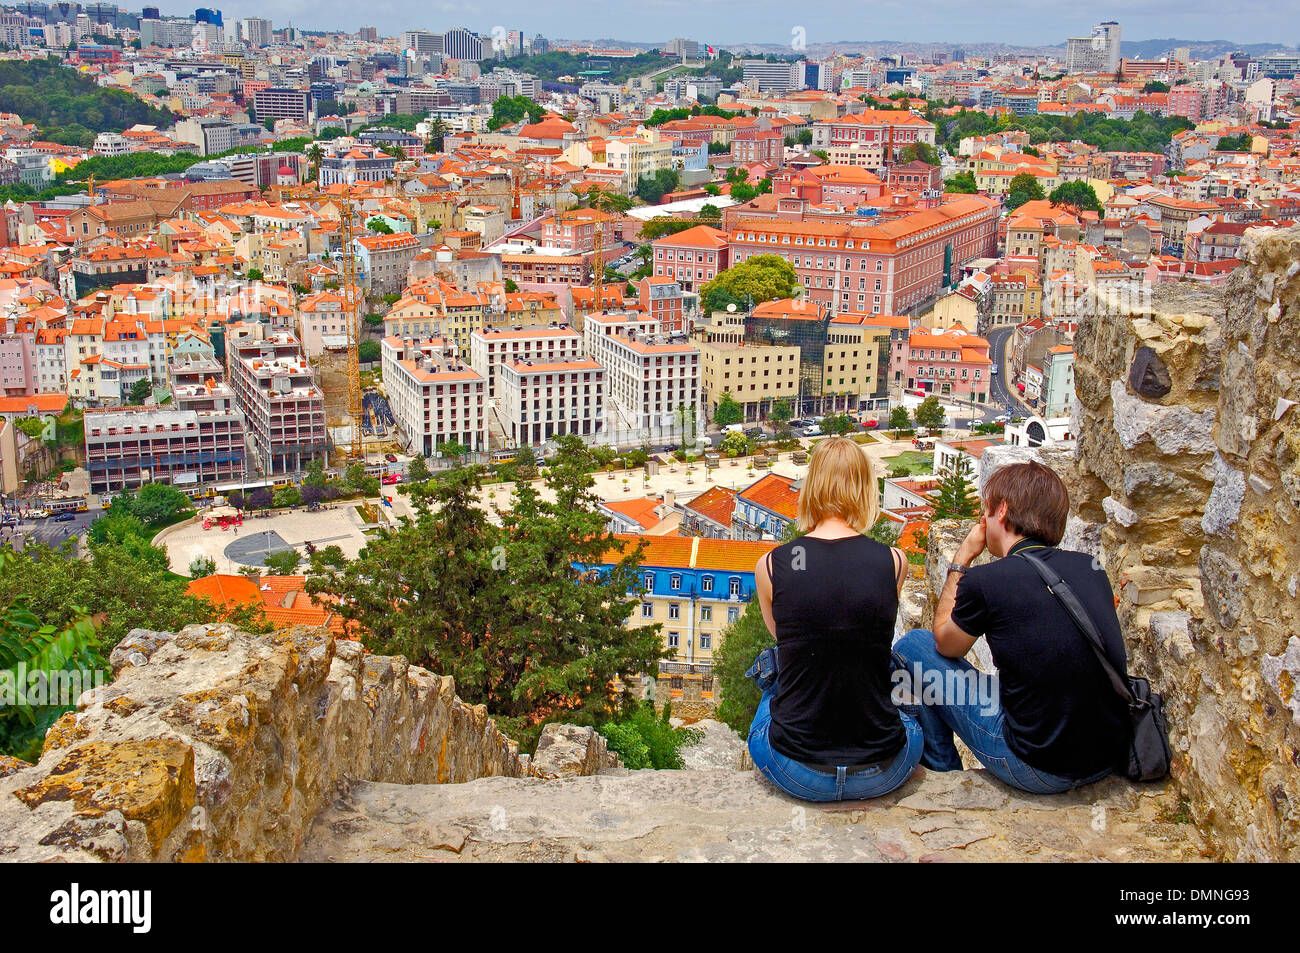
892, 461, 1130, 793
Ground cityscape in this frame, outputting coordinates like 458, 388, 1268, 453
0, 4, 1296, 874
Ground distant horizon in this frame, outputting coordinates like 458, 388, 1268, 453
129, 2, 1297, 50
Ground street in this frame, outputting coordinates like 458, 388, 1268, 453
984, 326, 1036, 419
3, 509, 98, 551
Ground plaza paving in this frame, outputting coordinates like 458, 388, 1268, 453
162, 503, 373, 575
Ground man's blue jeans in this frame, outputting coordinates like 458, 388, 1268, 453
745, 647, 924, 802
891, 629, 1111, 794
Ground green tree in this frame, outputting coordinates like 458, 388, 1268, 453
0, 551, 104, 761
130, 482, 191, 526
769, 397, 793, 436
263, 550, 302, 575
406, 455, 430, 482
711, 598, 774, 735
719, 430, 750, 457
713, 391, 744, 427
1005, 172, 1045, 211
700, 254, 800, 313
821, 412, 856, 436
487, 94, 544, 131
932, 456, 979, 520
358, 339, 381, 363
914, 396, 945, 429
307, 450, 667, 747
898, 142, 940, 165
366, 217, 393, 234
889, 406, 912, 430
303, 458, 328, 490
128, 377, 153, 404
273, 486, 301, 508
945, 171, 978, 194
635, 167, 681, 204
1049, 180, 1102, 213
245, 268, 264, 281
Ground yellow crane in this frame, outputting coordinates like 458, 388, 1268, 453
338, 191, 364, 461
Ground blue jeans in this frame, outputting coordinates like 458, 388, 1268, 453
891, 629, 1111, 794
745, 648, 924, 802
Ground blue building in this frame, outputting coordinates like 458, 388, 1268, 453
580, 534, 776, 667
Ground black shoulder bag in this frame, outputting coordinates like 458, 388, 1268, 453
1017, 551, 1172, 782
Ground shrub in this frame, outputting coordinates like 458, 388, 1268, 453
597, 701, 701, 769
712, 599, 775, 735
188, 555, 217, 578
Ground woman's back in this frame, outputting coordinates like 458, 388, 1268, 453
768, 534, 904, 765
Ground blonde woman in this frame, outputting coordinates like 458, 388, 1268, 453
746, 436, 923, 801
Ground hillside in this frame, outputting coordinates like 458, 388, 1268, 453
0, 56, 173, 147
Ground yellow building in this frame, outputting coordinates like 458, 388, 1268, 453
698, 339, 801, 422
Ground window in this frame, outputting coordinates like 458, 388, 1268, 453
641, 602, 654, 619
643, 572, 654, 590
729, 577, 742, 597
727, 607, 740, 623
700, 633, 712, 650
668, 603, 680, 620
700, 606, 712, 622
668, 632, 679, 648
701, 575, 714, 593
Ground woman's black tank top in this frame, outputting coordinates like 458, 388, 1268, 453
767, 534, 906, 765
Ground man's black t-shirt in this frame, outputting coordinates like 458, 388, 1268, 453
950, 538, 1129, 780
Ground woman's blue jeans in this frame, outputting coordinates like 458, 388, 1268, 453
891, 629, 1112, 794
745, 647, 924, 802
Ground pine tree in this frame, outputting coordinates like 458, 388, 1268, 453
932, 456, 979, 520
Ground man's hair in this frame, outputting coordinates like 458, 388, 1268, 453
982, 461, 1070, 545
797, 435, 879, 532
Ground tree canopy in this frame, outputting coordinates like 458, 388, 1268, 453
305, 438, 668, 747
487, 95, 544, 131
1049, 180, 1103, 213
1006, 172, 1046, 211
700, 255, 801, 313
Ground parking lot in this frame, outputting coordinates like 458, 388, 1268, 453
161, 503, 374, 575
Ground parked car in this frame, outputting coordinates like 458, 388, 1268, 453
385, 453, 398, 463
744, 427, 764, 439
991, 364, 1000, 375
381, 474, 401, 485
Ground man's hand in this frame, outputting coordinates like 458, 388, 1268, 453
955, 515, 987, 565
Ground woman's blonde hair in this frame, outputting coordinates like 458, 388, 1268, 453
796, 435, 879, 532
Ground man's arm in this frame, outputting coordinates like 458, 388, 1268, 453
933, 519, 984, 658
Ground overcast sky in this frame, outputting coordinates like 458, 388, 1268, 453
167, 0, 1299, 47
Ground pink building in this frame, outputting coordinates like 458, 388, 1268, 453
905, 326, 993, 403
651, 225, 729, 293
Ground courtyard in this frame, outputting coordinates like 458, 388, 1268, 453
161, 503, 374, 575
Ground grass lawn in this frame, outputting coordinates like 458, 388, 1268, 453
881, 450, 935, 473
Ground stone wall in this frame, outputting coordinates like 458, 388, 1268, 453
0, 624, 603, 862
1054, 226, 1300, 861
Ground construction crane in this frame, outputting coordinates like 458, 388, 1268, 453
338, 191, 365, 461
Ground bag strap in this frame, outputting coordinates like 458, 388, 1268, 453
1016, 551, 1138, 708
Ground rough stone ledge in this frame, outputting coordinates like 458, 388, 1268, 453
298, 766, 1206, 863
0, 624, 605, 863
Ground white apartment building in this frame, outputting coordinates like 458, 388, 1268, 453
469, 324, 582, 399
497, 357, 605, 448
582, 312, 701, 432
381, 336, 487, 456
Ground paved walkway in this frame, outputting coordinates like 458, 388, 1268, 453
300, 763, 1205, 863
162, 504, 372, 575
